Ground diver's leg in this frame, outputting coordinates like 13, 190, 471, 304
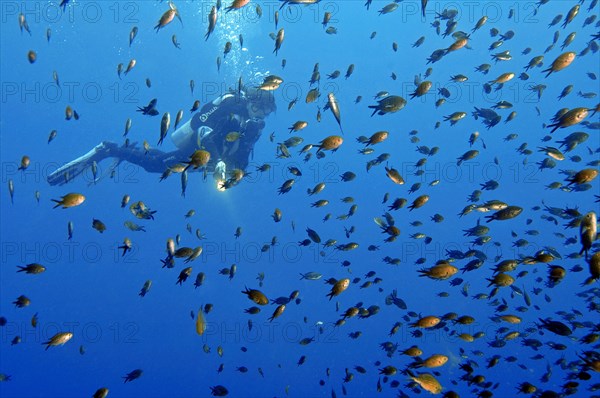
116, 146, 179, 173
47, 141, 177, 186
47, 141, 121, 186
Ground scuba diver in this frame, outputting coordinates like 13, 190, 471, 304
47, 87, 276, 190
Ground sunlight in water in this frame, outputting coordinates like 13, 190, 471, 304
215, 7, 270, 87
209, 5, 269, 200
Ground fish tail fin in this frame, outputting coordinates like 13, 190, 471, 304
51, 200, 62, 209
582, 276, 595, 286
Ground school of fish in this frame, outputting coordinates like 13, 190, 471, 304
3, 0, 600, 397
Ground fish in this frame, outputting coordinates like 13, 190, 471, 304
368, 95, 406, 116
18, 13, 31, 35
158, 112, 170, 145
206, 6, 217, 40
168, 34, 180, 49
6, 3, 600, 397
137, 98, 159, 116
43, 332, 73, 350
225, 0, 250, 12
122, 369, 143, 383
195, 308, 206, 335
299, 272, 322, 280
129, 26, 138, 46
174, 110, 183, 130
274, 28, 284, 55
421, 0, 428, 17
154, 3, 180, 32
327, 93, 343, 134
542, 52, 576, 77
27, 50, 37, 64
52, 193, 85, 209
139, 280, 152, 297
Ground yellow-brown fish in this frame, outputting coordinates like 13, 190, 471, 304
543, 52, 575, 77
326, 278, 350, 300
316, 136, 343, 153
124, 59, 136, 75
43, 332, 73, 350
205, 6, 217, 40
327, 93, 343, 133
52, 193, 85, 209
274, 28, 284, 55
225, 0, 250, 12
154, 3, 180, 32
158, 112, 170, 145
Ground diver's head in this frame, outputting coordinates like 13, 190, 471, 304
245, 87, 276, 119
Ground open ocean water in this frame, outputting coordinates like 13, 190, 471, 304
1, 1, 600, 397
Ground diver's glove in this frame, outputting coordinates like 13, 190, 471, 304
214, 160, 227, 182
213, 160, 227, 191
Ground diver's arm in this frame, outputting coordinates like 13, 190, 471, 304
221, 117, 266, 171
46, 141, 180, 186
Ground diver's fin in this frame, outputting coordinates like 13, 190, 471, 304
47, 142, 114, 186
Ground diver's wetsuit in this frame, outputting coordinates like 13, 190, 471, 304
47, 91, 266, 186
183, 91, 265, 172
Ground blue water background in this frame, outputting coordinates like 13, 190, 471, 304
1, 1, 599, 397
